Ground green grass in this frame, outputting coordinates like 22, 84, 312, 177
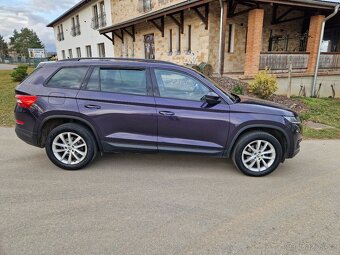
297, 97, 340, 139
0, 70, 18, 127
0, 68, 33, 127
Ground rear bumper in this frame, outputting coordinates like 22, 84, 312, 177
15, 125, 39, 147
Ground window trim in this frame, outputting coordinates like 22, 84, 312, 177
82, 66, 153, 97
43, 66, 90, 90
150, 67, 219, 103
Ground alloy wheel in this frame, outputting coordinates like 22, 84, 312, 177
241, 140, 276, 172
52, 132, 88, 165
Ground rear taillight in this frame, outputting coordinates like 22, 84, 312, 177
15, 95, 38, 109
16, 119, 25, 125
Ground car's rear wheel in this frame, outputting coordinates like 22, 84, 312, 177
45, 123, 97, 170
232, 131, 283, 177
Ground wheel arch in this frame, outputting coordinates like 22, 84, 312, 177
224, 124, 290, 160
38, 115, 102, 152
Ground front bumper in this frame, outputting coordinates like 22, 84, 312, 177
286, 123, 302, 158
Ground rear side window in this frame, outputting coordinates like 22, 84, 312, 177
46, 67, 88, 89
86, 67, 147, 96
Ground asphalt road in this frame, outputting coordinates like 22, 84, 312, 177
0, 127, 339, 255
0, 64, 16, 70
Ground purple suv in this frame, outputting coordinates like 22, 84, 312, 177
14, 58, 302, 176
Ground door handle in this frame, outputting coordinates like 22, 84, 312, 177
159, 111, 175, 116
84, 104, 101, 109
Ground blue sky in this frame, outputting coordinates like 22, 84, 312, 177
0, 0, 340, 52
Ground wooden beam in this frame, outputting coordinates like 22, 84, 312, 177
168, 11, 184, 34
228, 0, 258, 18
192, 4, 209, 30
149, 17, 164, 37
274, 15, 305, 24
113, 29, 124, 43
122, 25, 135, 42
103, 33, 114, 44
271, 4, 306, 25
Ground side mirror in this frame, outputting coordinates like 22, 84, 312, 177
203, 92, 221, 105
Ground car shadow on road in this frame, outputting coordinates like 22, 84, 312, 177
88, 152, 239, 176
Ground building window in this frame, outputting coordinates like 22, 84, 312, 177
187, 25, 192, 53
76, 47, 81, 58
68, 49, 73, 58
168, 29, 173, 54
144, 34, 155, 59
228, 24, 235, 53
138, 0, 152, 12
71, 17, 76, 37
60, 24, 64, 40
99, 1, 106, 27
75, 15, 81, 35
61, 50, 66, 59
57, 24, 64, 41
98, 43, 105, 57
92, 5, 99, 29
86, 45, 92, 57
71, 16, 81, 36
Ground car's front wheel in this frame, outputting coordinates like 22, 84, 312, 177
45, 123, 97, 170
232, 131, 283, 177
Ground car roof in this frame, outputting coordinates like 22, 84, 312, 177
53, 58, 181, 69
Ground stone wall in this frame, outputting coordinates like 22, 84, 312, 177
111, 0, 187, 24
113, 7, 210, 65
110, 1, 308, 75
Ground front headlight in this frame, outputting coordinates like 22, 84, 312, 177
284, 116, 301, 124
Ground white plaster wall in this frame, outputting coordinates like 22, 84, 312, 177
53, 0, 114, 60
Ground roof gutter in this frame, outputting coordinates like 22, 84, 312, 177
218, 0, 225, 75
311, 4, 340, 97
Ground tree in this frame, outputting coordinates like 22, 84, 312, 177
9, 28, 44, 58
0, 35, 8, 59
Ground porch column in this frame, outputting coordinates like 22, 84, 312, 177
306, 15, 325, 73
244, 9, 264, 76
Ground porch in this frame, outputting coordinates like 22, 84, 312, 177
98, 0, 340, 78
259, 52, 340, 73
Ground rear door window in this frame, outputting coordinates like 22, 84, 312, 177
46, 67, 88, 89
86, 67, 147, 96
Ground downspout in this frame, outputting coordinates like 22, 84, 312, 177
311, 4, 339, 97
218, 0, 224, 76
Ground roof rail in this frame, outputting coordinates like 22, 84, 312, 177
58, 57, 179, 66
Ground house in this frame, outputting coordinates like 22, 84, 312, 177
47, 0, 114, 59
48, 0, 340, 97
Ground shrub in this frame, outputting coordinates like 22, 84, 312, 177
11, 65, 28, 82
249, 69, 278, 99
232, 85, 244, 95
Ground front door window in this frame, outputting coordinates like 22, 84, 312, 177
154, 69, 210, 101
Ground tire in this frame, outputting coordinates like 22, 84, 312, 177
45, 123, 97, 170
232, 131, 283, 177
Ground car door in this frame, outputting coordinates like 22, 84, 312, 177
152, 68, 230, 156
77, 66, 157, 152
